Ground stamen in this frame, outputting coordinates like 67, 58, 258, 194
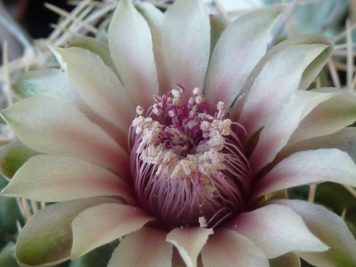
129, 88, 251, 228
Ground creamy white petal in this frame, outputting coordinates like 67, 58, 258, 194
1, 155, 133, 203
67, 36, 116, 70
232, 204, 328, 258
276, 200, 356, 267
268, 34, 332, 90
161, 0, 210, 94
230, 43, 328, 136
202, 229, 269, 267
166, 227, 213, 267
249, 90, 337, 172
108, 0, 158, 108
255, 149, 356, 197
205, 6, 282, 107
136, 2, 170, 94
291, 91, 356, 143
71, 203, 152, 258
282, 127, 356, 162
12, 68, 129, 148
1, 96, 129, 176
108, 228, 173, 267
58, 47, 135, 134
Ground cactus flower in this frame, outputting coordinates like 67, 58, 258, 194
1, 0, 356, 266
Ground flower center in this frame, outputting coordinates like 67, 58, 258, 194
129, 87, 251, 229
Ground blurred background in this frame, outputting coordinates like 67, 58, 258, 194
2, 0, 69, 38
0, 0, 70, 62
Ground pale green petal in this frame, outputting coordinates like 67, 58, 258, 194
108, 0, 158, 108
136, 2, 170, 94
1, 155, 133, 203
68, 36, 115, 70
13, 68, 77, 99
16, 198, 118, 267
1, 96, 129, 176
57, 47, 135, 134
232, 204, 328, 258
202, 229, 268, 267
0, 141, 37, 179
161, 0, 210, 94
108, 228, 173, 267
209, 15, 229, 54
276, 200, 356, 267
0, 243, 18, 267
230, 41, 329, 136
270, 253, 301, 267
255, 149, 356, 197
166, 227, 213, 267
205, 6, 282, 107
71, 203, 152, 258
290, 91, 356, 143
